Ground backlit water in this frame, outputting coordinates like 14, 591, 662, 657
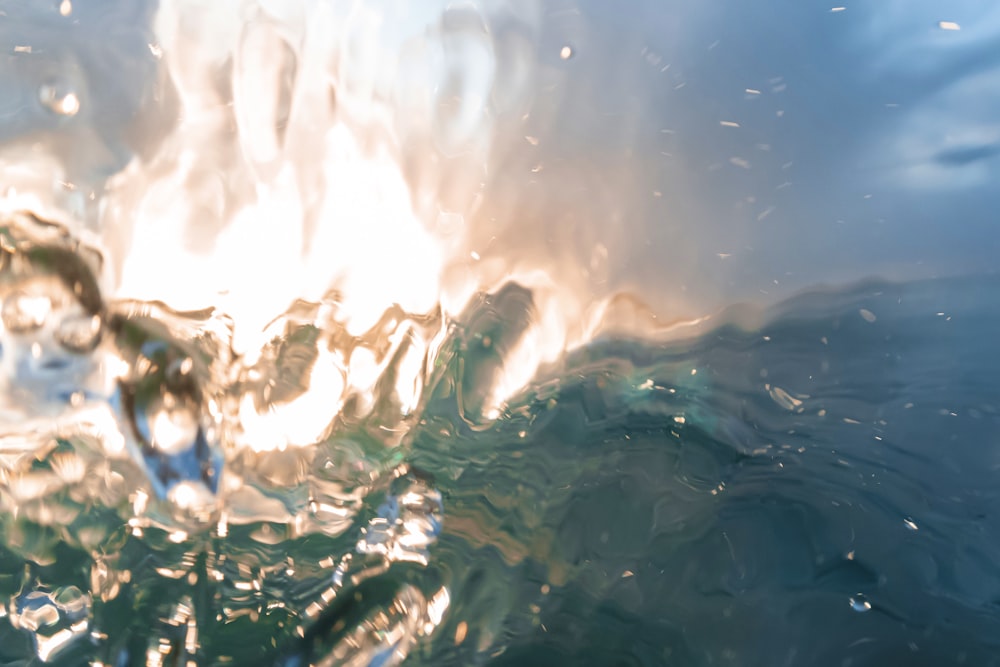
2, 1, 1000, 666
2, 239, 998, 665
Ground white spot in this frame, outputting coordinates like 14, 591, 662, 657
849, 595, 872, 612
769, 385, 803, 411
39, 86, 80, 116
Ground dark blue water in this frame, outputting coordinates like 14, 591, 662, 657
390, 275, 1000, 666
1, 271, 999, 665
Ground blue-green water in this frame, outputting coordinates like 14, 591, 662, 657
407, 275, 1000, 666
3, 272, 999, 666
3, 0, 1000, 665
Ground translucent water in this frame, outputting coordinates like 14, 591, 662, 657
2, 209, 999, 664
403, 274, 1000, 666
3, 0, 1000, 665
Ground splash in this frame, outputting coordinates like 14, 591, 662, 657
91, 0, 690, 448
106, 0, 527, 345
0, 0, 719, 663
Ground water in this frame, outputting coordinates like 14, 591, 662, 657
2, 209, 999, 664
406, 275, 1000, 666
3, 1, 1000, 665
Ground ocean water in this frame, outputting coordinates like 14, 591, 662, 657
1, 256, 998, 666
2, 1, 1000, 666
408, 276, 1000, 666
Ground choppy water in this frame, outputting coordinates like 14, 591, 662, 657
3, 1, 1000, 666
411, 275, 1000, 667
1, 211, 999, 665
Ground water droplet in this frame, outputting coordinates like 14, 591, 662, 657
55, 313, 101, 353
849, 594, 872, 612
38, 82, 80, 117
1, 291, 51, 333
859, 308, 877, 323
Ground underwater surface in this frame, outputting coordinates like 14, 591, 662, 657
1, 1, 1000, 666
1, 260, 999, 666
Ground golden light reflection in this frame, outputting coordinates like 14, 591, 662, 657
96, 0, 521, 430
0, 0, 709, 454
106, 0, 455, 352
237, 345, 347, 452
